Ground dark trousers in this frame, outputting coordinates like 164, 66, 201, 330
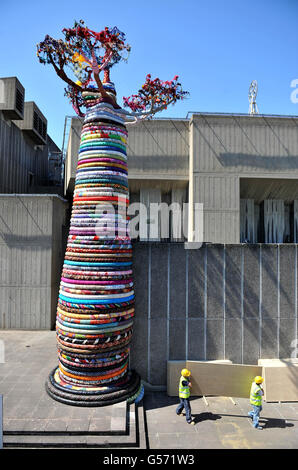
176, 398, 192, 423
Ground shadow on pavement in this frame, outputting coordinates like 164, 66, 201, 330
192, 412, 222, 424
177, 411, 222, 424
260, 418, 295, 430
144, 393, 199, 411
219, 413, 297, 429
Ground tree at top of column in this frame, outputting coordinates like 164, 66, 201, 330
37, 19, 189, 118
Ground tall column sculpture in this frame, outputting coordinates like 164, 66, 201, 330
37, 20, 188, 406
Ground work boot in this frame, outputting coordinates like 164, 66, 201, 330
187, 419, 195, 425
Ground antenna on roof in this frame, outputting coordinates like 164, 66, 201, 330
248, 80, 259, 115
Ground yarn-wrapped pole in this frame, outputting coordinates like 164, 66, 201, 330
46, 82, 142, 405
38, 21, 188, 406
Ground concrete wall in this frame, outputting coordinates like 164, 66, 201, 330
130, 242, 298, 386
0, 195, 69, 329
0, 111, 50, 193
127, 119, 189, 180
64, 118, 189, 194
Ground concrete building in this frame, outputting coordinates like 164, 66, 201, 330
0, 76, 63, 194
65, 112, 298, 244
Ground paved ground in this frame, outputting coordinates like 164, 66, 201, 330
144, 392, 298, 449
1, 330, 298, 449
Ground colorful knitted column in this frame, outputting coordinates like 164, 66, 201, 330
37, 21, 188, 406
46, 84, 142, 406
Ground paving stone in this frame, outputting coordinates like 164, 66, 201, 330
3, 419, 27, 432
85, 435, 116, 446
65, 406, 94, 420
22, 419, 47, 432
2, 404, 22, 419
150, 420, 195, 434
277, 404, 298, 420
149, 433, 180, 449
110, 400, 127, 432
3, 330, 298, 449
29, 406, 52, 420
47, 404, 73, 420
89, 417, 111, 432
8, 405, 36, 420
44, 419, 68, 432
110, 417, 126, 432
66, 419, 91, 432
3, 435, 88, 446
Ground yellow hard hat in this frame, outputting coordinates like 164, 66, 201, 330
255, 376, 264, 384
181, 369, 191, 377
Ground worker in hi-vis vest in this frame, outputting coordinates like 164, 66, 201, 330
176, 369, 195, 424
248, 376, 264, 429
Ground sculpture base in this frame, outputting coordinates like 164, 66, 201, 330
46, 367, 142, 407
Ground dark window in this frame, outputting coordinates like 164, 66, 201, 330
33, 111, 39, 132
33, 111, 47, 140
28, 172, 34, 187
15, 88, 24, 115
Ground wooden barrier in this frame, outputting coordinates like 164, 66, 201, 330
168, 359, 298, 402
167, 360, 262, 398
258, 359, 298, 402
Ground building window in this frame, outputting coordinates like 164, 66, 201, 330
130, 187, 187, 242
28, 172, 34, 188
241, 198, 297, 243
15, 88, 24, 115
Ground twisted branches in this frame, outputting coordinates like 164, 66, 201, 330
37, 20, 189, 120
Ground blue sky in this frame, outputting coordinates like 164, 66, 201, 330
1, 0, 297, 148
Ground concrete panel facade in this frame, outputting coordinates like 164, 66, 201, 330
0, 111, 55, 194
130, 242, 298, 386
0, 195, 68, 329
64, 118, 189, 194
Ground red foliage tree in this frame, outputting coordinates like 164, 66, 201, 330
37, 20, 189, 118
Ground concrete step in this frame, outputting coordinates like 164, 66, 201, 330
3, 401, 147, 449
3, 399, 128, 435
